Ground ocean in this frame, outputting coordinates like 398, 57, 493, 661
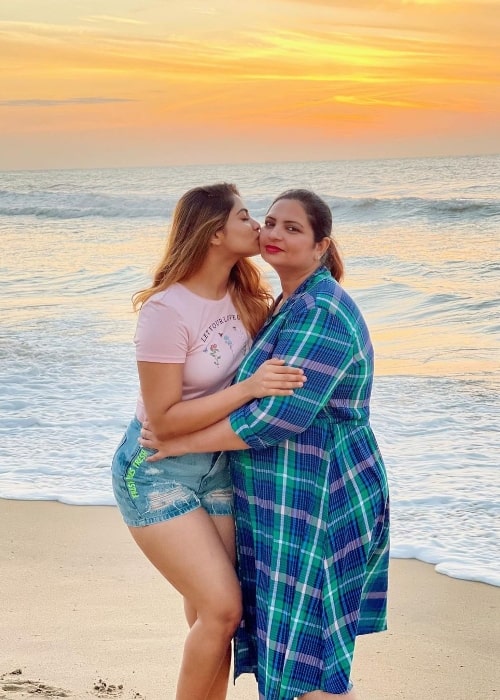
0, 154, 498, 586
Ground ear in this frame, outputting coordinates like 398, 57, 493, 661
316, 237, 331, 258
210, 228, 225, 247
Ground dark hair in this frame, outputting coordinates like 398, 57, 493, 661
270, 189, 344, 281
133, 183, 272, 337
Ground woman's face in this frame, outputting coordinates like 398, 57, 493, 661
260, 198, 327, 273
219, 195, 261, 257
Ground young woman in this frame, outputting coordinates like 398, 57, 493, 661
140, 189, 390, 700
111, 183, 305, 700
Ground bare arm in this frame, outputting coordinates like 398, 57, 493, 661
139, 358, 305, 441
142, 304, 357, 454
140, 417, 247, 460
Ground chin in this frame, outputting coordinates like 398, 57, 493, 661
261, 252, 281, 264
245, 248, 260, 258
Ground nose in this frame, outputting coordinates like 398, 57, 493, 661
252, 218, 261, 232
267, 224, 282, 240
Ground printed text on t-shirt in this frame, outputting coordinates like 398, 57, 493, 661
200, 314, 239, 342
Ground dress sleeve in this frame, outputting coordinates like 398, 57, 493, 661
134, 297, 188, 362
229, 306, 355, 448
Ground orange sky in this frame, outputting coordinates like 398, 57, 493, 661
1, 0, 499, 169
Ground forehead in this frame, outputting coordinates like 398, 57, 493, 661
229, 194, 244, 212
267, 198, 308, 222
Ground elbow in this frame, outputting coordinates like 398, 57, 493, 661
148, 416, 177, 442
157, 427, 179, 441
155, 428, 174, 441
245, 422, 311, 449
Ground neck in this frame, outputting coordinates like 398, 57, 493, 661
181, 255, 236, 300
278, 264, 321, 301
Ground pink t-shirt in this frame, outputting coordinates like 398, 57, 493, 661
134, 283, 251, 422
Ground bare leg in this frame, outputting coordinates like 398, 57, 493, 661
205, 515, 237, 700
183, 600, 232, 700
129, 509, 242, 700
182, 515, 237, 700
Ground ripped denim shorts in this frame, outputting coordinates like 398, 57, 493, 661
111, 417, 233, 527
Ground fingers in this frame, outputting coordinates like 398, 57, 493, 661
138, 427, 158, 460
258, 377, 307, 397
266, 374, 307, 387
267, 360, 304, 376
264, 382, 305, 391
264, 358, 303, 374
138, 435, 162, 461
264, 368, 305, 378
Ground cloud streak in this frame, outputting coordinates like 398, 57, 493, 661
81, 15, 148, 26
0, 2, 498, 167
0, 97, 135, 108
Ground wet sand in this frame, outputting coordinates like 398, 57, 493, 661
1, 500, 498, 699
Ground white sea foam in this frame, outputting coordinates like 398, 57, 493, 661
1, 189, 497, 221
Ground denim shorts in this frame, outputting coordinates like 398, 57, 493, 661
111, 417, 233, 527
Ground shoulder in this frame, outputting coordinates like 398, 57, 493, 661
141, 284, 195, 313
293, 275, 359, 315
145, 283, 183, 305
138, 286, 185, 327
290, 276, 365, 333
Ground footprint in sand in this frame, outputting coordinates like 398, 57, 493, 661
91, 680, 123, 698
91, 682, 143, 699
0, 673, 143, 700
0, 676, 69, 697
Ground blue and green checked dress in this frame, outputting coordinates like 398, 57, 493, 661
228, 267, 389, 699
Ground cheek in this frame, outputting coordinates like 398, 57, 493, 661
244, 233, 259, 252
258, 229, 270, 245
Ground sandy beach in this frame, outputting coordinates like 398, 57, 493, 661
1, 499, 498, 700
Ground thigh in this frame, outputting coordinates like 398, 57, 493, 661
182, 515, 236, 627
210, 515, 236, 567
130, 508, 240, 611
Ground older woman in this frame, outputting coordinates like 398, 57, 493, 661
141, 189, 390, 700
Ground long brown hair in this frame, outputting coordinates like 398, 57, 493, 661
133, 183, 272, 337
270, 189, 344, 282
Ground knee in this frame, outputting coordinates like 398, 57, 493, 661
218, 594, 243, 633
205, 591, 242, 634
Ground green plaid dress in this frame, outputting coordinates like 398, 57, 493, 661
229, 267, 389, 699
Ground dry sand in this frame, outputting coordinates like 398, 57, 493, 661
1, 500, 498, 699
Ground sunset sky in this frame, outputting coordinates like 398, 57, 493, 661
1, 0, 499, 170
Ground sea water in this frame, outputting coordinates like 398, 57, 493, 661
0, 154, 498, 586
